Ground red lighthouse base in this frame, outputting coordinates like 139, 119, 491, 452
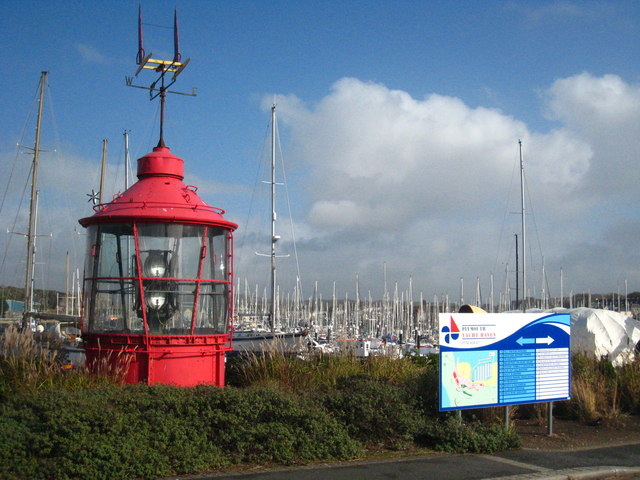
83, 333, 231, 387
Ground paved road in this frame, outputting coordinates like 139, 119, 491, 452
176, 442, 640, 480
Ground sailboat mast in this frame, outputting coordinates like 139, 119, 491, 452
65, 251, 70, 315
515, 233, 519, 310
27, 191, 41, 314
519, 140, 527, 312
560, 267, 564, 308
269, 103, 277, 333
23, 71, 47, 323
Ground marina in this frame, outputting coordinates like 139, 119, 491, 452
0, 4, 638, 366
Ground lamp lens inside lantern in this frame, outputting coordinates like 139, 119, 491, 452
144, 251, 167, 277
146, 291, 167, 310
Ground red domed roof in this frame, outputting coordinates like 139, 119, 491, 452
79, 146, 237, 230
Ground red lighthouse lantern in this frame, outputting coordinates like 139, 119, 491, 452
78, 10, 237, 386
78, 146, 237, 386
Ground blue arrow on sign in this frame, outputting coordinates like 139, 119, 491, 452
516, 336, 554, 346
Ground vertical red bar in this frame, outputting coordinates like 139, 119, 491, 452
190, 226, 208, 334
132, 223, 149, 336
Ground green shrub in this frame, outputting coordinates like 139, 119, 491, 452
19, 345, 640, 478
0, 384, 362, 480
618, 357, 640, 414
181, 386, 363, 464
406, 361, 440, 417
322, 375, 420, 449
416, 415, 521, 453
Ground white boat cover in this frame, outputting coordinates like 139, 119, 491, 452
545, 308, 640, 366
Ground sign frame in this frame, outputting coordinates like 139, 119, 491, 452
439, 312, 571, 411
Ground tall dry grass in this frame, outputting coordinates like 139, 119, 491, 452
618, 357, 640, 413
571, 377, 600, 422
0, 325, 61, 391
0, 326, 121, 393
228, 342, 430, 394
568, 353, 630, 423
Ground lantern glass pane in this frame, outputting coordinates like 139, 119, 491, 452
194, 282, 228, 334
201, 228, 228, 281
137, 223, 203, 280
84, 224, 140, 334
82, 222, 231, 335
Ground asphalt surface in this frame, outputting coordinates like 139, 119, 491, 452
174, 442, 640, 480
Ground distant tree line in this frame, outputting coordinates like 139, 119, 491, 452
0, 285, 62, 315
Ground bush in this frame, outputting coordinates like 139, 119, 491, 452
322, 375, 420, 449
18, 344, 640, 477
416, 415, 521, 453
407, 361, 440, 417
0, 384, 362, 480
618, 357, 640, 414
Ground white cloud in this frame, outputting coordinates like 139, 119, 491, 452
513, 1, 613, 26
543, 73, 640, 194
276, 78, 593, 232
261, 74, 640, 298
76, 43, 108, 64
545, 73, 640, 129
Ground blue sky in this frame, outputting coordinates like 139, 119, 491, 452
1, 1, 639, 305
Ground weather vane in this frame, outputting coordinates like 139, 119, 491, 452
125, 6, 197, 148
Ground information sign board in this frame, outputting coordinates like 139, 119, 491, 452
439, 312, 571, 411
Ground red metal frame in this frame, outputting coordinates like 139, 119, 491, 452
226, 229, 235, 346
132, 223, 149, 335
190, 225, 207, 334
78, 145, 237, 386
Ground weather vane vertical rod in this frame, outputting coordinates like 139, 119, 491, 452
127, 7, 195, 149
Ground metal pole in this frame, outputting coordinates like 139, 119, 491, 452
23, 71, 47, 328
505, 405, 510, 430
547, 401, 554, 435
515, 234, 519, 310
65, 251, 70, 315
29, 191, 40, 316
519, 140, 527, 312
560, 267, 564, 308
269, 104, 277, 333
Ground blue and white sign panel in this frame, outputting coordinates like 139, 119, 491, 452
439, 312, 571, 411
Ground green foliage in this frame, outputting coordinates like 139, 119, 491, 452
0, 285, 61, 313
416, 415, 521, 453
0, 384, 361, 480
323, 375, 420, 449
206, 387, 363, 463
618, 357, 640, 413
7, 342, 640, 479
406, 360, 440, 417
